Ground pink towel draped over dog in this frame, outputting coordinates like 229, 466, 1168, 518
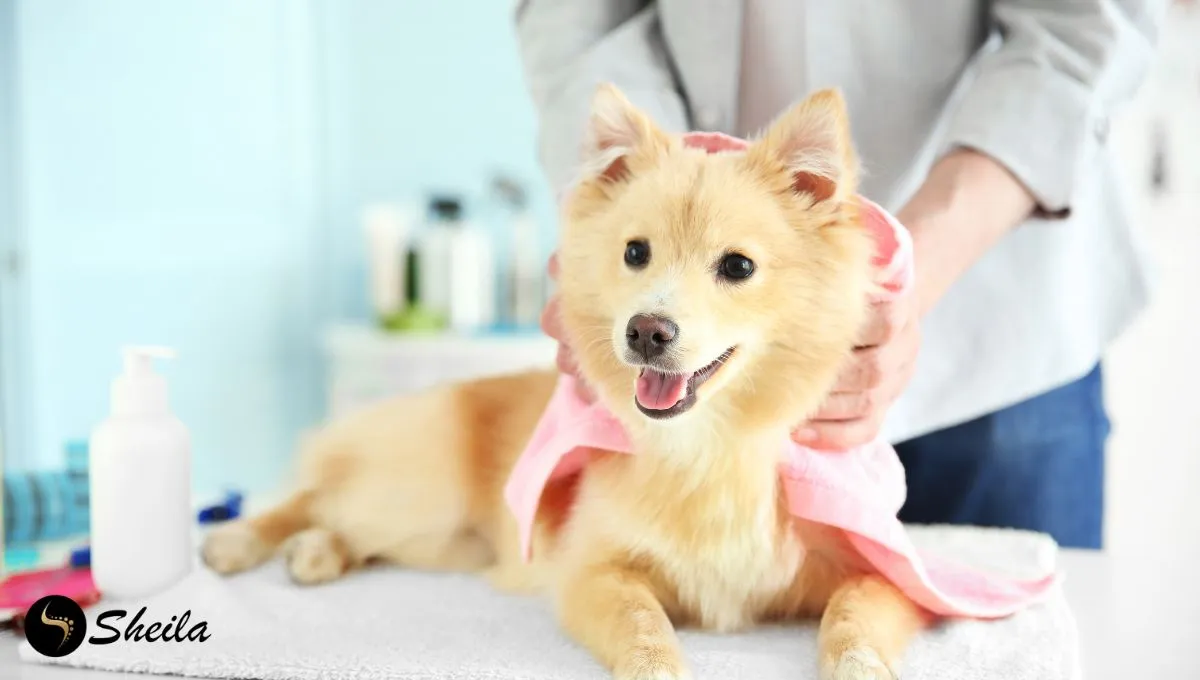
507, 133, 1058, 619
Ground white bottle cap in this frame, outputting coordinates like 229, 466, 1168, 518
111, 345, 176, 416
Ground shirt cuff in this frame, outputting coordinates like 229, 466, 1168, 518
941, 64, 1105, 219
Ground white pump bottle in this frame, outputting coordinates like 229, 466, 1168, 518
89, 346, 194, 600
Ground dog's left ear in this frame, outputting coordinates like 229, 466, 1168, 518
579, 83, 671, 185
747, 89, 858, 204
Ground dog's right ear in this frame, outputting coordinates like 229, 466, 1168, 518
579, 83, 671, 185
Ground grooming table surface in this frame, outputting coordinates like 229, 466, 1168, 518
5, 526, 1093, 680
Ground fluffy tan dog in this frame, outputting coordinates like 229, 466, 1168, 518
202, 85, 927, 680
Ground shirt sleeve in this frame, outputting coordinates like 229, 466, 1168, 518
940, 0, 1165, 218
514, 0, 691, 195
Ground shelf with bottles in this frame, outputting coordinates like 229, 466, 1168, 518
363, 173, 552, 340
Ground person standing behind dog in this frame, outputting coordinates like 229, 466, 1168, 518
515, 1, 1164, 549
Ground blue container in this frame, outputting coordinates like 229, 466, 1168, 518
3, 442, 91, 542
64, 440, 90, 534
4, 471, 75, 542
3, 474, 31, 543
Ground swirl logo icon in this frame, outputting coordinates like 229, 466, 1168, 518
25, 595, 88, 657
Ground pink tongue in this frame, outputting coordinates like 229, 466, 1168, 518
636, 369, 691, 410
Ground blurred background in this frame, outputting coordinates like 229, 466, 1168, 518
0, 0, 561, 519
0, 0, 1197, 577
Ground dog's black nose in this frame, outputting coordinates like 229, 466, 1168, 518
626, 314, 679, 361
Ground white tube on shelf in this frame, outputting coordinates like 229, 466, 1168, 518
363, 204, 411, 319
448, 226, 496, 332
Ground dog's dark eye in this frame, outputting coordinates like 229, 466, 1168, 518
624, 240, 651, 268
719, 253, 755, 281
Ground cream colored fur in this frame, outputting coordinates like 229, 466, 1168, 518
202, 85, 927, 680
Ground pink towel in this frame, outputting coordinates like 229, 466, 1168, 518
506, 133, 1058, 619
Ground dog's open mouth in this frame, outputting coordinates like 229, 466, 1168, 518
634, 347, 736, 419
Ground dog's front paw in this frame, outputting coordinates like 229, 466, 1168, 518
202, 521, 272, 575
614, 646, 692, 680
284, 528, 350, 585
822, 646, 897, 680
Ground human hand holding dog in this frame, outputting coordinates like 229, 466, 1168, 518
545, 132, 1031, 450
794, 148, 1037, 450
791, 291, 921, 450
541, 251, 595, 402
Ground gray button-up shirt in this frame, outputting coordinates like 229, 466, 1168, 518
514, 0, 1163, 442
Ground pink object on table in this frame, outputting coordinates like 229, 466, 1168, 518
0, 567, 100, 614
507, 138, 1057, 618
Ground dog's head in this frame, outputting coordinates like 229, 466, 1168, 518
557, 85, 876, 437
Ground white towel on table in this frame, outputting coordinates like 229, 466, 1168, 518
19, 525, 1079, 679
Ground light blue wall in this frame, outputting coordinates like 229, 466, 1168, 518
13, 0, 327, 492
0, 0, 29, 469
3, 0, 555, 493
318, 0, 555, 319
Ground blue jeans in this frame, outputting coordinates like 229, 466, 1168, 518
895, 364, 1109, 549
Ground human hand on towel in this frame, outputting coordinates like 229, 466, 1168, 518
791, 286, 921, 450
794, 147, 1039, 450
541, 252, 595, 403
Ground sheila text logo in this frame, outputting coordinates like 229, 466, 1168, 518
24, 596, 211, 657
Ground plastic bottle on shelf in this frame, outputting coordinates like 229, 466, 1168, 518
362, 203, 415, 326
508, 206, 544, 330
417, 196, 496, 333
491, 176, 544, 330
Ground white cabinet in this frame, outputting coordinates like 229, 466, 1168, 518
322, 325, 557, 418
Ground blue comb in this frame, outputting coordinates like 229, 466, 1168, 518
197, 490, 244, 524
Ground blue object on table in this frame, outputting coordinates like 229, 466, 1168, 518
69, 545, 91, 568
197, 491, 244, 524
